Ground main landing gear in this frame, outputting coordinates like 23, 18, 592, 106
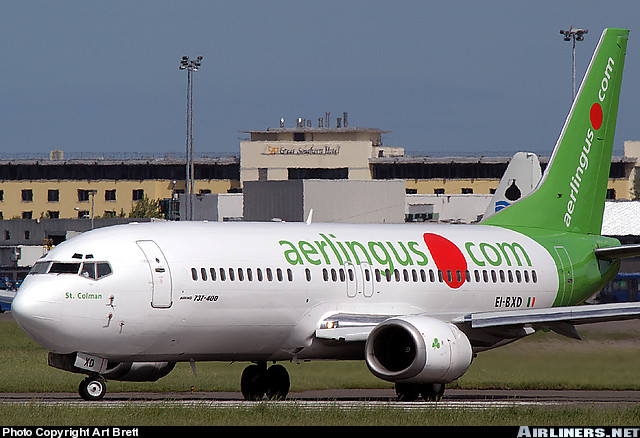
395, 382, 445, 402
241, 362, 290, 401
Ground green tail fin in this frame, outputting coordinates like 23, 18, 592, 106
483, 28, 629, 235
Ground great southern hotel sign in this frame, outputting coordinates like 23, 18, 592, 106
261, 145, 341, 156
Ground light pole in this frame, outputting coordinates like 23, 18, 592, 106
560, 27, 588, 103
179, 55, 203, 221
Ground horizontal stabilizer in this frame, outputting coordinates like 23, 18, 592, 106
594, 244, 640, 260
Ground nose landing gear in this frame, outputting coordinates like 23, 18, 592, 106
79, 375, 107, 401
240, 362, 290, 401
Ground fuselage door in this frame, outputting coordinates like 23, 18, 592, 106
345, 262, 374, 298
137, 240, 173, 308
554, 246, 574, 306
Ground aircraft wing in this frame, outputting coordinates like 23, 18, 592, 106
452, 302, 640, 340
316, 313, 394, 342
315, 302, 640, 344
594, 244, 640, 260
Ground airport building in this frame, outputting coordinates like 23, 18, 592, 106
1, 118, 640, 283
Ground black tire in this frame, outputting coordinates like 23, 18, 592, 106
79, 376, 106, 401
421, 383, 445, 401
240, 364, 267, 401
395, 382, 420, 401
265, 364, 290, 400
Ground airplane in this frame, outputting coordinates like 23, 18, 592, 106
483, 152, 542, 219
11, 28, 640, 402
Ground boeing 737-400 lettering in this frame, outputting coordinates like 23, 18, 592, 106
11, 28, 640, 401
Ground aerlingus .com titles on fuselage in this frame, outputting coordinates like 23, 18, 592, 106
278, 231, 532, 288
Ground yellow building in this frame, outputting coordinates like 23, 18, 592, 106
1, 129, 638, 222
0, 157, 239, 220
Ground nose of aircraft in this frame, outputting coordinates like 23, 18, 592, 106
11, 280, 65, 352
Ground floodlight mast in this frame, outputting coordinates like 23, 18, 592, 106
559, 27, 588, 103
179, 56, 203, 221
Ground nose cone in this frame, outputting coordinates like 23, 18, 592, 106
12, 279, 65, 352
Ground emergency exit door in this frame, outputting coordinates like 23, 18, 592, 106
137, 240, 173, 308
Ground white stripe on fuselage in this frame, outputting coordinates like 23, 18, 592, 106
15, 221, 559, 361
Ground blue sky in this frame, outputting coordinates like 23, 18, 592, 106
1, 1, 639, 158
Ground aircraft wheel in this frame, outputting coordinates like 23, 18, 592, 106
265, 364, 290, 400
395, 383, 420, 401
421, 383, 445, 401
241, 364, 267, 401
79, 376, 107, 401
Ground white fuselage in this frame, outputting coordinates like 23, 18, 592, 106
12, 221, 559, 363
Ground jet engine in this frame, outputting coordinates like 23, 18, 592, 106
48, 352, 175, 382
365, 316, 473, 384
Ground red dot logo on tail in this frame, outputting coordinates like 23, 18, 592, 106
423, 233, 467, 289
590, 102, 603, 130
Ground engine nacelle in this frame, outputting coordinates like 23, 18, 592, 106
48, 352, 175, 382
100, 361, 176, 382
365, 315, 472, 384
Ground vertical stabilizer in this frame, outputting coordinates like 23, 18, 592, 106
483, 28, 629, 235
483, 152, 542, 220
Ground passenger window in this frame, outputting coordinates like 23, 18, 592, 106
237, 268, 244, 281
81, 263, 96, 279
339, 269, 345, 282
515, 270, 522, 283
532, 270, 538, 283
277, 268, 283, 282
420, 269, 426, 282
437, 270, 443, 283
287, 269, 293, 281
429, 270, 435, 282
375, 269, 381, 282
247, 268, 253, 281
305, 268, 311, 282
330, 269, 337, 282
323, 268, 329, 281
219, 268, 226, 281
365, 269, 371, 282
210, 268, 217, 281
266, 268, 273, 282
508, 271, 514, 283
191, 268, 198, 281
524, 271, 530, 283
228, 268, 235, 281
201, 268, 208, 281
257, 268, 263, 281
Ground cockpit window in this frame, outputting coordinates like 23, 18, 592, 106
50, 262, 81, 274
96, 262, 112, 279
80, 262, 112, 280
29, 260, 112, 280
29, 261, 52, 275
80, 262, 96, 279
